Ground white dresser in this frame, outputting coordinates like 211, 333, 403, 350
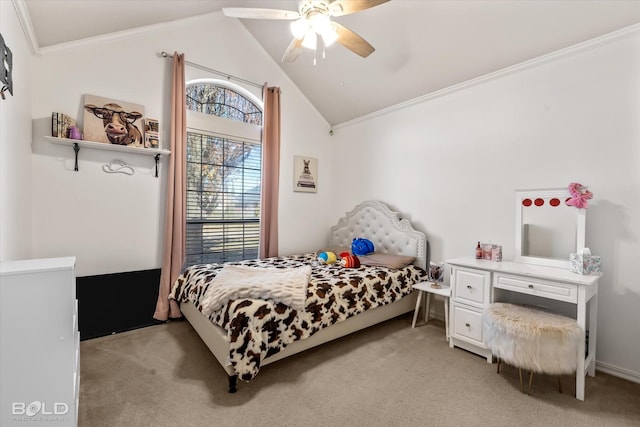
0, 257, 79, 426
446, 256, 598, 401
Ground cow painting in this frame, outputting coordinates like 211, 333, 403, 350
84, 103, 143, 146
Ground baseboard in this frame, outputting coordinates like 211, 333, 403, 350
76, 268, 163, 340
596, 361, 640, 384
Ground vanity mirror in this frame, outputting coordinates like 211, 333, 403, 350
514, 188, 585, 269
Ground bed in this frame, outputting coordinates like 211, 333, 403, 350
170, 200, 428, 392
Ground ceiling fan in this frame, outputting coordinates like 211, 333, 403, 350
223, 0, 389, 63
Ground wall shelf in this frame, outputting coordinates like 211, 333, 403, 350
45, 136, 171, 177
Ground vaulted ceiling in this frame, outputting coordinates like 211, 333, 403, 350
22, 0, 640, 125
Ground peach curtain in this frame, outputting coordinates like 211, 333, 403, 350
259, 85, 281, 259
153, 52, 186, 321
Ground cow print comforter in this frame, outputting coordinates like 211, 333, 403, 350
169, 253, 428, 382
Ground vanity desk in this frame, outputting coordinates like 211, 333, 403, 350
446, 256, 598, 401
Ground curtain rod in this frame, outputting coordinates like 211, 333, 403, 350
160, 51, 264, 90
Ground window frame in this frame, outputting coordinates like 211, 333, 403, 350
185, 79, 263, 266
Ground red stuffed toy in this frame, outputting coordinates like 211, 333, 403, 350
339, 252, 360, 268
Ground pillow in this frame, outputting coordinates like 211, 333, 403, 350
358, 253, 416, 269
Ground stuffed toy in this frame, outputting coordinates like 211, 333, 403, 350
317, 251, 337, 265
351, 238, 374, 256
566, 182, 593, 209
339, 252, 360, 268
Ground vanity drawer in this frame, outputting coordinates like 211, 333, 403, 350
451, 304, 484, 346
494, 274, 577, 303
453, 268, 490, 307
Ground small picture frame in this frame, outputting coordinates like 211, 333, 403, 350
491, 244, 503, 262
144, 133, 159, 148
145, 118, 159, 134
144, 118, 159, 148
293, 155, 317, 193
429, 262, 444, 282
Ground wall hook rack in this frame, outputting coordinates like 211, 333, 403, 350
0, 33, 13, 100
103, 159, 135, 175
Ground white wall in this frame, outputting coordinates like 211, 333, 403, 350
330, 29, 640, 379
0, 1, 33, 261
29, 12, 333, 276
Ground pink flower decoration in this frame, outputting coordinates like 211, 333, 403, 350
566, 182, 593, 209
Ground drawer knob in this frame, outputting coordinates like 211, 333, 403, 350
466, 285, 472, 290
465, 323, 471, 327
528, 284, 534, 289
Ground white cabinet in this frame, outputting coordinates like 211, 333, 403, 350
446, 257, 598, 401
1, 257, 79, 426
449, 266, 493, 361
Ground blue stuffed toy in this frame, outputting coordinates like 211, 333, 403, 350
351, 238, 375, 256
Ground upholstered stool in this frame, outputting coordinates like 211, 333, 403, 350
483, 302, 581, 395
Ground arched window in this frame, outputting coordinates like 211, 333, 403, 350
186, 81, 262, 125
185, 80, 263, 266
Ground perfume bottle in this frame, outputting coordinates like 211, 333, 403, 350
475, 242, 482, 259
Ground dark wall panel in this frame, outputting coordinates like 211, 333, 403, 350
76, 269, 163, 340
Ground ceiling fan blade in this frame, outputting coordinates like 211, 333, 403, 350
222, 8, 300, 20
328, 0, 389, 17
282, 38, 303, 63
332, 22, 375, 58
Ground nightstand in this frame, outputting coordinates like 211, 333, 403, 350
411, 281, 451, 341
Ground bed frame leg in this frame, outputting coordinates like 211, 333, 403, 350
228, 375, 238, 393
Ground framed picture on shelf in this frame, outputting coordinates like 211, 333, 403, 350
293, 155, 317, 193
429, 262, 444, 282
144, 118, 159, 148
83, 94, 145, 147
144, 118, 159, 134
144, 133, 159, 149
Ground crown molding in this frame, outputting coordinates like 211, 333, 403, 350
333, 23, 640, 130
12, 0, 41, 55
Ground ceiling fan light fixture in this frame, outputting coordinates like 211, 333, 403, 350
301, 31, 317, 50
222, 0, 389, 63
320, 27, 338, 47
290, 18, 309, 40
309, 13, 331, 35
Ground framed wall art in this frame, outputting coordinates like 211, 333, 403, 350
83, 94, 145, 147
293, 155, 317, 193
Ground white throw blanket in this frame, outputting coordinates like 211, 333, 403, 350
201, 264, 311, 317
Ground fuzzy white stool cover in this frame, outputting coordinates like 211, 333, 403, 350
484, 303, 581, 375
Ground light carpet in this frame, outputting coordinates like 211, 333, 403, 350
79, 315, 640, 426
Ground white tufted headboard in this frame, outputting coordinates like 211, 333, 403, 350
329, 200, 427, 270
